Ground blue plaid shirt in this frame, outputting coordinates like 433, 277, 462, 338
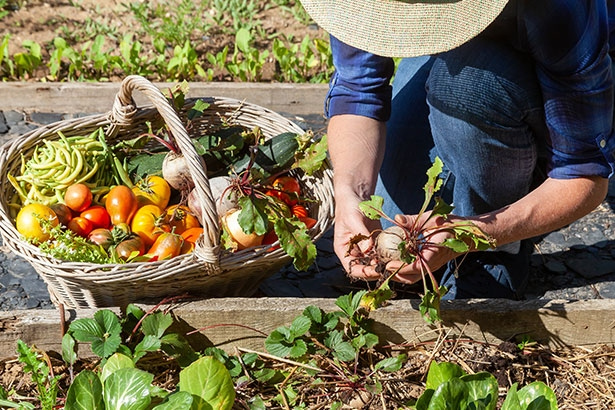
325, 0, 615, 179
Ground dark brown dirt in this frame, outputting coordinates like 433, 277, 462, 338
0, 0, 327, 82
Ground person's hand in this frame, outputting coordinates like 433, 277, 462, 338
332, 195, 382, 279
383, 213, 463, 284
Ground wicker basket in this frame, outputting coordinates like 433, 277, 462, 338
0, 75, 335, 309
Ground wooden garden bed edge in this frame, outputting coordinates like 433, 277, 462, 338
1, 297, 613, 359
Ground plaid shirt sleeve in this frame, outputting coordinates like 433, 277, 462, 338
324, 35, 395, 121
523, 0, 615, 178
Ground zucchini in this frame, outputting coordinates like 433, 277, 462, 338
126, 130, 300, 180
193, 125, 249, 175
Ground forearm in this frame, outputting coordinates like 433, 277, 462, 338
471, 176, 609, 247
328, 114, 386, 200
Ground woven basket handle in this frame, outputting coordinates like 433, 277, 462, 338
111, 75, 220, 254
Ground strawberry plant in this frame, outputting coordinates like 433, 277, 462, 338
0, 292, 561, 408
351, 157, 496, 324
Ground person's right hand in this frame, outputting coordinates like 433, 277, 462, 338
332, 194, 382, 280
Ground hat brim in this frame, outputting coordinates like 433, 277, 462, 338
300, 0, 510, 57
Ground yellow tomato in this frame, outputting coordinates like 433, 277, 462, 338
16, 203, 59, 243
131, 204, 169, 247
132, 175, 172, 209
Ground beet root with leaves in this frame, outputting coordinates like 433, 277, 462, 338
348, 157, 496, 324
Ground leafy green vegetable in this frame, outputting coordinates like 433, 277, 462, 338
36, 220, 116, 264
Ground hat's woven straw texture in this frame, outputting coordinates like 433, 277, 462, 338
300, 0, 509, 57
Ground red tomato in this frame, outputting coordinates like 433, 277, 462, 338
80, 205, 111, 230
272, 176, 301, 206
265, 189, 292, 206
262, 229, 280, 252
131, 204, 169, 247
299, 216, 317, 230
67, 216, 94, 237
105, 185, 138, 225
146, 231, 184, 261
64, 183, 93, 212
163, 205, 200, 235
115, 235, 145, 261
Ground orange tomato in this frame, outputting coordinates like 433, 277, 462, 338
291, 204, 309, 219
180, 227, 204, 254
271, 176, 301, 206
163, 205, 200, 235
64, 183, 93, 212
105, 185, 138, 225
146, 231, 184, 261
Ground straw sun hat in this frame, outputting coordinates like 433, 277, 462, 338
299, 0, 510, 57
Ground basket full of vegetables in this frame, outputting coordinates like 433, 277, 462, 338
0, 75, 335, 309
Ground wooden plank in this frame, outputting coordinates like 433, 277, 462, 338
0, 82, 329, 116
1, 298, 614, 360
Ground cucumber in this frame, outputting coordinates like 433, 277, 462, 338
232, 132, 300, 177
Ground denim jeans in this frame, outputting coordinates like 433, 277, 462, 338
375, 36, 549, 299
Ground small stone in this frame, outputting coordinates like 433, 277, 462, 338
595, 281, 615, 298
0, 112, 8, 134
540, 231, 567, 248
29, 112, 64, 125
7, 123, 36, 137
3, 110, 25, 124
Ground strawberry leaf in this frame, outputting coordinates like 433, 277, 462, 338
360, 276, 394, 312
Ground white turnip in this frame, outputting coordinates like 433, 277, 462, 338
374, 225, 406, 264
162, 151, 194, 192
187, 176, 239, 224
222, 208, 264, 250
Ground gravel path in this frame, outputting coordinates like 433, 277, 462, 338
1, 110, 614, 310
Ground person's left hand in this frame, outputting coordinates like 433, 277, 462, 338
380, 213, 464, 284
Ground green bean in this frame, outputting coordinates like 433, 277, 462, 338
10, 127, 133, 208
